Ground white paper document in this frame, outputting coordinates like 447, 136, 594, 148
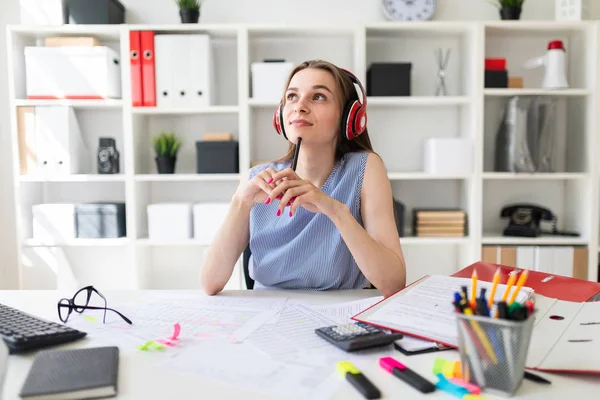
355, 275, 534, 347
159, 303, 349, 399
64, 294, 288, 352
160, 339, 342, 400
309, 296, 384, 324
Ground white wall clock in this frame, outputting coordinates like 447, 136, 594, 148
382, 0, 437, 21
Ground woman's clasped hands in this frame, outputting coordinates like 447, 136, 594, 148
236, 167, 342, 218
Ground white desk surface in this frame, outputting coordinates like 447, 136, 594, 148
1, 289, 599, 400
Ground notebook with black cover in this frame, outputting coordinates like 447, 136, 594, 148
19, 346, 119, 400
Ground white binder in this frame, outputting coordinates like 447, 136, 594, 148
155, 34, 214, 109
154, 34, 174, 108
171, 35, 191, 109
34, 107, 89, 176
189, 34, 214, 108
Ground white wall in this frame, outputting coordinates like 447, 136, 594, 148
121, 0, 571, 24
0, 0, 20, 289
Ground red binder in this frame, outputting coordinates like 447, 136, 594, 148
129, 31, 143, 107
140, 31, 156, 107
452, 261, 600, 302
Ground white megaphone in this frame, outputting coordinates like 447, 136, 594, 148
523, 40, 569, 89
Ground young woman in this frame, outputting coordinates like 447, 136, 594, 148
200, 60, 406, 297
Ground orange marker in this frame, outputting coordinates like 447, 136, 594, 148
488, 267, 501, 309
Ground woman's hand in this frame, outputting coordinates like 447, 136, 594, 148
233, 167, 282, 207
265, 168, 343, 217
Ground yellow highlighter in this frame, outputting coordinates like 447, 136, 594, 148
337, 361, 381, 399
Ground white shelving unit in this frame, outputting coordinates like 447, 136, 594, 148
6, 21, 600, 291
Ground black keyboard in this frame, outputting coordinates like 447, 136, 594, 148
0, 302, 87, 354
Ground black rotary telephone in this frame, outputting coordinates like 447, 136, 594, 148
500, 204, 580, 237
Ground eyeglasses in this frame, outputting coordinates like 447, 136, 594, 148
57, 285, 132, 325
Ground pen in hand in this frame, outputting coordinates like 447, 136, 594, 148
291, 137, 302, 171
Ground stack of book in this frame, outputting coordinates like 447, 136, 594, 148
412, 209, 467, 237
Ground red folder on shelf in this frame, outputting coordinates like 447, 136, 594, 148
140, 31, 156, 107
129, 31, 143, 107
452, 261, 600, 302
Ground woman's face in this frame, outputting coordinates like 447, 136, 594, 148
282, 68, 341, 145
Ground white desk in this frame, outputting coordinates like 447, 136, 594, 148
1, 289, 599, 400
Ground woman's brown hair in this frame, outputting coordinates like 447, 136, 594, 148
274, 60, 374, 163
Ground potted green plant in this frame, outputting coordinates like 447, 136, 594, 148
488, 0, 525, 20
174, 0, 201, 23
153, 131, 181, 174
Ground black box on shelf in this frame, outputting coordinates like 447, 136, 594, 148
196, 141, 239, 173
484, 70, 508, 88
367, 63, 412, 96
393, 198, 405, 237
75, 202, 126, 238
67, 0, 125, 24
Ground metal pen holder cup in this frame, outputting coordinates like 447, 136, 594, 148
455, 312, 535, 397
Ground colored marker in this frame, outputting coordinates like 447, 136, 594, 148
337, 361, 381, 399
379, 357, 436, 393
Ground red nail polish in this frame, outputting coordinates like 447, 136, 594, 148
276, 209, 281, 216
267, 178, 273, 184
289, 211, 293, 217
264, 198, 271, 204
277, 195, 282, 199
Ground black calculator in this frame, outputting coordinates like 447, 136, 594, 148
315, 322, 404, 352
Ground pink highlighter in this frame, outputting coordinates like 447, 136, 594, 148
379, 357, 436, 394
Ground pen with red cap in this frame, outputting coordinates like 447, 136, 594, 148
379, 357, 436, 394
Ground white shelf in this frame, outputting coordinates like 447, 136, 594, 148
132, 106, 239, 115
484, 89, 591, 97
481, 235, 587, 246
482, 172, 588, 180
14, 99, 123, 109
135, 174, 240, 182
400, 236, 470, 245
20, 174, 126, 183
367, 96, 471, 106
7, 24, 123, 40
387, 172, 470, 180
248, 99, 279, 107
6, 22, 600, 290
23, 238, 130, 247
136, 239, 210, 247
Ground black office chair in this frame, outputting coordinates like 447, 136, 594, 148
242, 244, 254, 289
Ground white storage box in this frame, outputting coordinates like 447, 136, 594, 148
147, 203, 193, 242
32, 204, 76, 242
193, 202, 230, 245
251, 61, 294, 102
20, 0, 66, 26
424, 138, 473, 175
24, 46, 122, 99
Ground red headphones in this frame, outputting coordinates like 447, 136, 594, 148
272, 68, 368, 141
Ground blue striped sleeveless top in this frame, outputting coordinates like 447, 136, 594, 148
248, 151, 371, 290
